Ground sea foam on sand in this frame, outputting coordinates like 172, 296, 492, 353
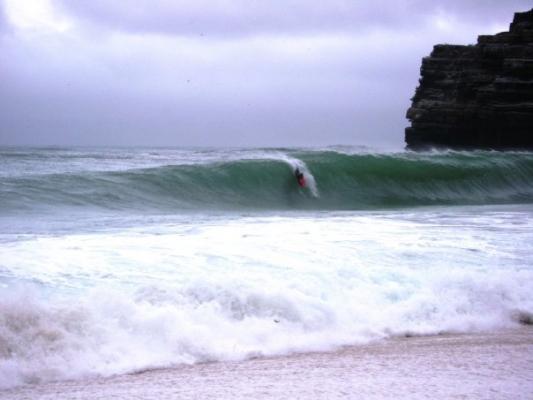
2, 328, 532, 400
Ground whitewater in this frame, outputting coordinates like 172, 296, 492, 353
1, 147, 533, 390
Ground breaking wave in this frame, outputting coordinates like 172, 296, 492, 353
2, 150, 533, 212
1, 269, 531, 389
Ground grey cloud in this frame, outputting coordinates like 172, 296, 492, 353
0, 1, 7, 33
0, 28, 415, 147
55, 0, 532, 37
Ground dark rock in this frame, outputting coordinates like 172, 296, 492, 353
405, 9, 533, 150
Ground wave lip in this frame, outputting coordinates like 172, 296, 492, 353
2, 150, 533, 212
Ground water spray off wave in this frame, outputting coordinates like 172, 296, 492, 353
2, 150, 533, 213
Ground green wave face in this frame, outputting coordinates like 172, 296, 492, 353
2, 150, 533, 212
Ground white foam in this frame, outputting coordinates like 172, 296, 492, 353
1, 209, 533, 388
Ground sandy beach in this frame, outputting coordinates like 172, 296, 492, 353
3, 327, 532, 400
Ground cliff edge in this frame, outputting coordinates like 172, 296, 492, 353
405, 9, 533, 149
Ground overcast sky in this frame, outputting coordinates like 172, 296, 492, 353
0, 0, 530, 148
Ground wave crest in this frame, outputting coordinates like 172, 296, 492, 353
2, 150, 533, 212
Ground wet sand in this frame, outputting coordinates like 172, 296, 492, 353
3, 327, 533, 400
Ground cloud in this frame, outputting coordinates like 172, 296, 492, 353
54, 0, 531, 37
0, 1, 8, 32
0, 28, 422, 147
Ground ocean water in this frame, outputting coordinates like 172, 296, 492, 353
1, 147, 533, 389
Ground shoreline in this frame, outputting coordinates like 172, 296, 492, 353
3, 327, 533, 399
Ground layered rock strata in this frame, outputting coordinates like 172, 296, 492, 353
405, 9, 533, 149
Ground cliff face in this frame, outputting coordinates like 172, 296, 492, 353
405, 9, 533, 149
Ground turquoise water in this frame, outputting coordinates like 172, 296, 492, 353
2, 148, 533, 213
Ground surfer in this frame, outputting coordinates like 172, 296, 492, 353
295, 168, 306, 188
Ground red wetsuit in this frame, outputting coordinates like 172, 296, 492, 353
295, 169, 306, 187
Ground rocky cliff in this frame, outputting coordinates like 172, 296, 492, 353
405, 9, 533, 149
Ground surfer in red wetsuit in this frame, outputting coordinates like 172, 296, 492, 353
295, 168, 306, 187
